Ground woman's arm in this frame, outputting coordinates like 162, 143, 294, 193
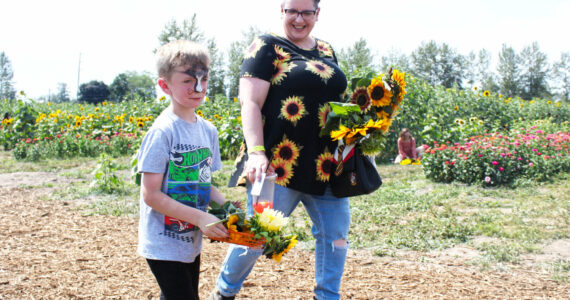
141, 172, 228, 238
240, 77, 272, 182
397, 138, 407, 158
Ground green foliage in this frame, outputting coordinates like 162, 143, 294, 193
78, 80, 110, 104
109, 71, 156, 102
0, 52, 17, 100
90, 153, 127, 194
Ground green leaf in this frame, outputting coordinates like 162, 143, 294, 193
329, 102, 361, 116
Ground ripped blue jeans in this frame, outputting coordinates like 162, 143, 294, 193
215, 184, 350, 300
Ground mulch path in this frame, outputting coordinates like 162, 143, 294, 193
1, 184, 568, 299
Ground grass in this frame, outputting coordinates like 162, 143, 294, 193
2, 151, 569, 279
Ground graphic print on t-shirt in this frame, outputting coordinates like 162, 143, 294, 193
164, 144, 213, 234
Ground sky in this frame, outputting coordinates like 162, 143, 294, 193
2, 0, 569, 99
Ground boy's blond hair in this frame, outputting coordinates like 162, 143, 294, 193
155, 40, 210, 79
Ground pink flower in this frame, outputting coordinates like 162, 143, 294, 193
478, 154, 483, 157
499, 167, 504, 171
485, 176, 491, 183
492, 161, 499, 165
518, 157, 522, 161
532, 148, 538, 152
529, 163, 533, 167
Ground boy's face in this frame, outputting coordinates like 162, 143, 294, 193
159, 64, 209, 110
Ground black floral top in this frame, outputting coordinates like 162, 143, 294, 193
241, 33, 347, 195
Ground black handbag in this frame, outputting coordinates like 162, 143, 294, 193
330, 145, 382, 198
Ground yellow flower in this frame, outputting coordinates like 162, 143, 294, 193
400, 158, 412, 165
330, 125, 351, 141
483, 90, 490, 97
368, 77, 393, 107
258, 209, 288, 232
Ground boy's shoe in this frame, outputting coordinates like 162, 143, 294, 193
209, 288, 235, 300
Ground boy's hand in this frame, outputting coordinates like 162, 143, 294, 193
199, 214, 229, 239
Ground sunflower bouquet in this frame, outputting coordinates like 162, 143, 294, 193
319, 68, 407, 156
208, 201, 297, 262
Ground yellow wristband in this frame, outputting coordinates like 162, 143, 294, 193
248, 145, 265, 154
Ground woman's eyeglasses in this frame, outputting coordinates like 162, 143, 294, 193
283, 8, 317, 19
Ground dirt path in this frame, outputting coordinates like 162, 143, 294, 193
0, 174, 568, 299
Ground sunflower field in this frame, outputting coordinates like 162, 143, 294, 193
1, 76, 569, 186
0, 95, 242, 161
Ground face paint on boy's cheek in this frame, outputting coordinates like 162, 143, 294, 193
181, 67, 209, 93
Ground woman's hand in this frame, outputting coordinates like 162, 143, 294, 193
198, 214, 228, 239
246, 152, 274, 183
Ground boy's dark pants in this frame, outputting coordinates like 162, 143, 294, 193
147, 255, 201, 300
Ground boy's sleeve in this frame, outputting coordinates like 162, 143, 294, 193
137, 128, 170, 174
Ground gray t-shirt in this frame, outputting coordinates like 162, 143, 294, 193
137, 107, 222, 263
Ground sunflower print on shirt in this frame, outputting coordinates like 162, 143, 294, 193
272, 136, 302, 166
279, 95, 307, 126
315, 149, 335, 182
272, 46, 297, 85
317, 103, 331, 129
271, 158, 294, 186
306, 60, 334, 84
317, 40, 334, 57
244, 37, 265, 59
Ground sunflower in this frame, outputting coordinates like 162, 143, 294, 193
274, 45, 291, 62
137, 121, 145, 128
271, 60, 296, 85
318, 104, 331, 129
376, 110, 390, 120
392, 69, 406, 96
243, 37, 265, 59
279, 96, 307, 126
483, 90, 491, 97
273, 137, 301, 165
315, 150, 335, 182
346, 127, 368, 144
350, 87, 372, 113
330, 125, 352, 142
271, 158, 294, 186
368, 77, 393, 107
305, 60, 334, 83
272, 235, 298, 262
317, 40, 333, 57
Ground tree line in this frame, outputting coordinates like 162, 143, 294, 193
1, 14, 569, 103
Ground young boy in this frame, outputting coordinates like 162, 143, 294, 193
137, 40, 229, 300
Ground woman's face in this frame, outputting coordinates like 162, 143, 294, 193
281, 0, 319, 46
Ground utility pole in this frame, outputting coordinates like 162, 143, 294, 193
76, 52, 81, 101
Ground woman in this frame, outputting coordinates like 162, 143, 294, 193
394, 128, 424, 164
210, 1, 349, 299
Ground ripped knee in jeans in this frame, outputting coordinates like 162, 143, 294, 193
332, 238, 348, 250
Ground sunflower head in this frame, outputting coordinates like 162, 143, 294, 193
368, 77, 393, 107
350, 87, 371, 113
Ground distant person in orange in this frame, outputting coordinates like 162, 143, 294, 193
394, 128, 424, 164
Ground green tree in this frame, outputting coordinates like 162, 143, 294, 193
476, 49, 499, 93
207, 38, 226, 100
0, 52, 17, 100
54, 83, 70, 103
157, 14, 205, 49
439, 43, 465, 88
552, 52, 570, 101
380, 48, 410, 74
496, 44, 520, 98
411, 41, 465, 88
109, 71, 155, 101
226, 26, 262, 99
338, 37, 375, 79
411, 41, 439, 86
79, 80, 110, 104
519, 42, 550, 99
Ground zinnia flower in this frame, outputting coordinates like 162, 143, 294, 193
258, 209, 288, 232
